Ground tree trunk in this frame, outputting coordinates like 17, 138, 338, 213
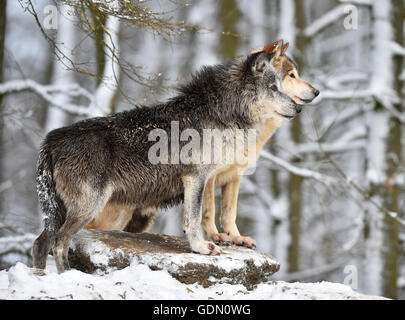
364, 0, 401, 299
89, 12, 120, 116
285, 0, 307, 274
0, 0, 6, 97
0, 0, 7, 222
218, 0, 240, 60
89, 4, 106, 86
44, 3, 76, 132
380, 0, 403, 299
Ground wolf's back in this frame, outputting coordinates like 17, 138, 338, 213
36, 141, 66, 236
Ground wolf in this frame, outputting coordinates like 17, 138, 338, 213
32, 40, 299, 273
86, 40, 319, 249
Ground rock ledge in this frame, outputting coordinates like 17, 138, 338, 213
69, 229, 280, 289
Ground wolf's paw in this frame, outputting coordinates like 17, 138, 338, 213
210, 233, 232, 246
231, 235, 256, 249
191, 241, 222, 255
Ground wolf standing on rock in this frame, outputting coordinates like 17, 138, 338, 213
86, 41, 320, 249
33, 40, 307, 273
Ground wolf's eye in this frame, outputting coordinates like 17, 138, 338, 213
271, 84, 278, 92
289, 73, 296, 78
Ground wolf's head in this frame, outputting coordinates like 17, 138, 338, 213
247, 41, 300, 119
263, 40, 319, 106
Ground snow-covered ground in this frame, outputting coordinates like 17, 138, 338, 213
0, 259, 386, 300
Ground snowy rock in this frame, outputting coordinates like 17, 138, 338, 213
68, 230, 280, 289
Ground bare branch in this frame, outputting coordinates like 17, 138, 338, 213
0, 234, 36, 257
260, 150, 338, 186
303, 4, 347, 38
338, 0, 372, 6
324, 151, 405, 227
0, 79, 98, 117
293, 127, 366, 156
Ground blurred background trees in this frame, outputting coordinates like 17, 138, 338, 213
0, 0, 404, 299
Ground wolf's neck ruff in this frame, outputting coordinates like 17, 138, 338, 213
161, 58, 267, 131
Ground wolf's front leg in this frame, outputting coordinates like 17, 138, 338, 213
183, 174, 222, 255
202, 176, 233, 245
221, 176, 256, 249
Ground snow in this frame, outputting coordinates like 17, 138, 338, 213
0, 261, 386, 300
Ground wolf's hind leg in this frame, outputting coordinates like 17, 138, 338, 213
54, 214, 96, 272
53, 212, 94, 273
53, 189, 110, 273
124, 208, 156, 233
221, 176, 256, 248
32, 230, 55, 270
183, 174, 221, 255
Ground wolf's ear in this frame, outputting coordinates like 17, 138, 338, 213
263, 41, 279, 54
251, 52, 271, 73
263, 39, 285, 54
274, 40, 284, 58
282, 42, 289, 54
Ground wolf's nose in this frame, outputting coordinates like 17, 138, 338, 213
314, 89, 320, 97
295, 106, 302, 114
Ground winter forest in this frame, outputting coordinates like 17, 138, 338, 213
0, 0, 404, 300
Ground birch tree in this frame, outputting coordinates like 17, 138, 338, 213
363, 0, 403, 299
286, 0, 306, 274
45, 1, 121, 133
87, 5, 121, 115
0, 0, 6, 225
44, 3, 77, 132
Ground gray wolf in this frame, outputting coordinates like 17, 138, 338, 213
32, 40, 299, 273
87, 40, 319, 249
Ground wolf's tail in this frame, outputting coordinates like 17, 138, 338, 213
32, 142, 66, 269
